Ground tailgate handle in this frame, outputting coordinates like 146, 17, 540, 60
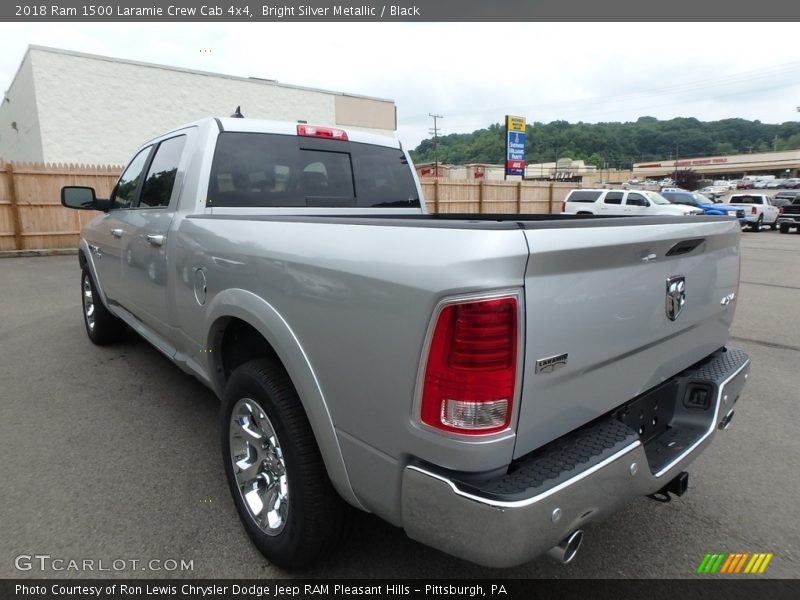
666, 238, 705, 257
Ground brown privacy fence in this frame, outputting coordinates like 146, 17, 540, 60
0, 162, 122, 251
420, 180, 579, 214
0, 162, 579, 251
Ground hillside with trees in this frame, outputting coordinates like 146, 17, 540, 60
410, 117, 800, 168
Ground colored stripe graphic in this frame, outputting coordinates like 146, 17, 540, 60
697, 552, 773, 574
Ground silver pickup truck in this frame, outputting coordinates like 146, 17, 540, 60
61, 117, 750, 570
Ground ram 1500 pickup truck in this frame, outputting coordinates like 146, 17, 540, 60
61, 117, 750, 569
728, 193, 781, 231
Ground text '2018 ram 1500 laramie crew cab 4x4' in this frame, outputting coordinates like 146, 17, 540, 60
61, 117, 750, 569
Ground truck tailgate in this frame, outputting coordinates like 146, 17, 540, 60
515, 218, 741, 458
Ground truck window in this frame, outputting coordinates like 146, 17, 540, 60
207, 132, 420, 209
603, 192, 623, 205
110, 146, 152, 209
138, 135, 187, 209
626, 193, 648, 207
567, 190, 602, 203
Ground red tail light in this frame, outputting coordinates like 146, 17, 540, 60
420, 295, 518, 435
751, 206, 757, 215
296, 124, 348, 141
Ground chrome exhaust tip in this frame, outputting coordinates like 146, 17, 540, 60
547, 529, 583, 564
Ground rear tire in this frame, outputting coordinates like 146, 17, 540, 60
770, 217, 779, 231
81, 268, 127, 345
780, 223, 790, 234
751, 216, 763, 232
221, 359, 350, 570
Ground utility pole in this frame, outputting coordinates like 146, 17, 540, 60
673, 142, 679, 184
429, 113, 443, 178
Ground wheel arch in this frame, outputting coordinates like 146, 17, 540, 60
204, 289, 363, 510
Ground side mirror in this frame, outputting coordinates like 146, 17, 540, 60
61, 186, 110, 211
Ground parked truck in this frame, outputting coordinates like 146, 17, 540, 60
778, 196, 800, 233
61, 117, 750, 569
728, 193, 781, 231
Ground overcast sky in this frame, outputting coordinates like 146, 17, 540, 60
2, 22, 800, 148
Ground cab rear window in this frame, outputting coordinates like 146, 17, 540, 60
207, 132, 420, 208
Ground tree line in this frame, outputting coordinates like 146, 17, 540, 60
409, 116, 800, 168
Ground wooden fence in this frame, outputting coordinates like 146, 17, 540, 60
0, 162, 122, 251
420, 179, 579, 214
0, 162, 580, 251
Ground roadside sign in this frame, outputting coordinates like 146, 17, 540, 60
505, 115, 526, 176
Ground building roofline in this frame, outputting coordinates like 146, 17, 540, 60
23, 44, 394, 104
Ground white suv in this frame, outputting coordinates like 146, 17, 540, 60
563, 189, 704, 216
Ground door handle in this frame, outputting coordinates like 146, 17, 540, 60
146, 234, 165, 247
110, 228, 125, 238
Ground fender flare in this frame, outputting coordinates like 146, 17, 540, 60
205, 288, 363, 510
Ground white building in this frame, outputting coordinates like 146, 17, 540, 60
0, 45, 397, 164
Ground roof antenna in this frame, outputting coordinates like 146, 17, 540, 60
231, 106, 244, 118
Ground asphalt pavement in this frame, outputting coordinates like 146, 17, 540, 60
0, 230, 798, 579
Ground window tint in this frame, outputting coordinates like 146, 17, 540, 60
626, 193, 648, 207
567, 190, 602, 203
139, 135, 186, 208
604, 192, 623, 205
111, 146, 152, 209
207, 132, 420, 208
730, 196, 760, 204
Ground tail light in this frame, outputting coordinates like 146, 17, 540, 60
420, 295, 519, 435
751, 206, 757, 215
779, 207, 784, 215
296, 124, 348, 141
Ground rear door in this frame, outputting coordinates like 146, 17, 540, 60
598, 191, 624, 215
514, 218, 741, 456
118, 133, 189, 336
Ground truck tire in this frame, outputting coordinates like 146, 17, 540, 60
221, 359, 350, 570
780, 223, 790, 234
81, 268, 127, 345
770, 216, 779, 231
751, 216, 762, 232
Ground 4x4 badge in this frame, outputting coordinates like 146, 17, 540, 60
666, 276, 686, 321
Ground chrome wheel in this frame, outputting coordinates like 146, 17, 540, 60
82, 275, 96, 332
229, 398, 289, 535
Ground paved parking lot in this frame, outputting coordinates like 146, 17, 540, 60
0, 229, 798, 579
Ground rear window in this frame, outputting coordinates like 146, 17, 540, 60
604, 192, 623, 205
207, 132, 420, 208
730, 196, 762, 204
566, 190, 602, 203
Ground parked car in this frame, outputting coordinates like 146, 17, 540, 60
660, 190, 746, 224
728, 193, 781, 231
58, 116, 750, 569
778, 197, 800, 233
766, 179, 786, 189
563, 189, 703, 216
737, 180, 755, 190
781, 178, 800, 189
697, 186, 728, 200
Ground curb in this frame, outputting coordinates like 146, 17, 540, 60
0, 248, 78, 259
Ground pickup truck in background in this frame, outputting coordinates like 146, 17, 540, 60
659, 190, 746, 225
728, 193, 781, 231
778, 197, 800, 233
562, 188, 703, 216
61, 117, 750, 569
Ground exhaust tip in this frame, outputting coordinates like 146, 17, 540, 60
547, 529, 583, 564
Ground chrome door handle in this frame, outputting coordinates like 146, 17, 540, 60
110, 228, 125, 238
146, 234, 165, 247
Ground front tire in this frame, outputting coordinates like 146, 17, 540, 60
221, 359, 349, 570
81, 268, 127, 345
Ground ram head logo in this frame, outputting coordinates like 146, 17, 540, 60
666, 276, 686, 321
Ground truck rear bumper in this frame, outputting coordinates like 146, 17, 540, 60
400, 348, 750, 568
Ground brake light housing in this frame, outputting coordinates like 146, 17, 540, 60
419, 293, 520, 435
296, 124, 348, 141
